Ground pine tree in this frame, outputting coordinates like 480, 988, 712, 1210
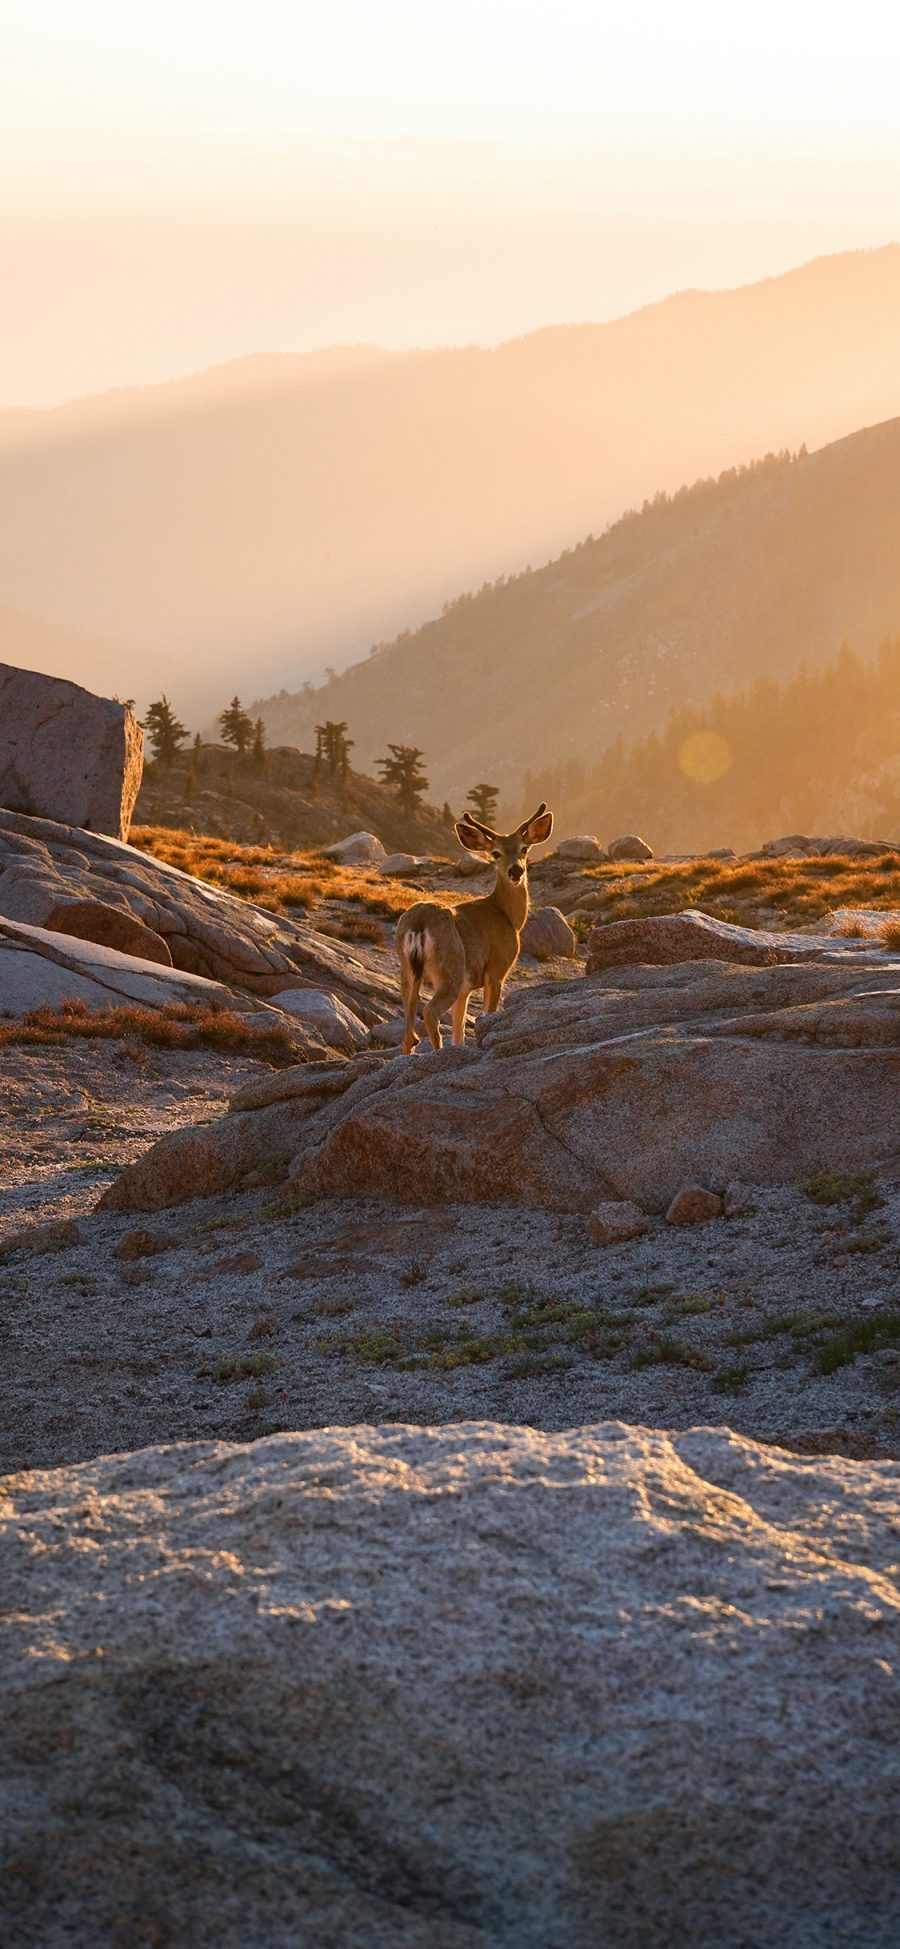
219, 696, 254, 756
377, 743, 429, 814
143, 695, 188, 766
466, 783, 499, 828
252, 718, 267, 769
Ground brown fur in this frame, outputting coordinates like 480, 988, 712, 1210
395, 803, 554, 1052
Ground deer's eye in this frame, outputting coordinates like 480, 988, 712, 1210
492, 850, 501, 860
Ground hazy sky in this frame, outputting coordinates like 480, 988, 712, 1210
4, 0, 900, 405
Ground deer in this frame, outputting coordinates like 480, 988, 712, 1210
395, 801, 554, 1053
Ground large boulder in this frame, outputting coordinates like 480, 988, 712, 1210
2, 1422, 898, 1949
0, 664, 143, 840
100, 933, 900, 1215
0, 809, 395, 1020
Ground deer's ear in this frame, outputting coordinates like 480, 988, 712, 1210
523, 808, 553, 847
455, 819, 489, 853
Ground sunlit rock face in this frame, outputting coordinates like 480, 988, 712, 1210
2, 1421, 899, 1948
0, 664, 143, 840
0, 807, 395, 1017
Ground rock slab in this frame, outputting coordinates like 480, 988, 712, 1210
0, 808, 395, 1019
101, 941, 900, 1215
2, 1421, 899, 1949
0, 663, 143, 839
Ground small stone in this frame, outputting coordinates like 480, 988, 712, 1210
114, 1228, 171, 1260
210, 1251, 262, 1276
723, 1180, 755, 1218
520, 907, 577, 960
554, 836, 607, 862
587, 1200, 649, 1246
0, 1218, 82, 1261
321, 831, 386, 865
607, 834, 654, 862
666, 1186, 723, 1227
378, 853, 422, 877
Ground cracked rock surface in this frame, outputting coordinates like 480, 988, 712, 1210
0, 808, 395, 1018
2, 1421, 899, 1949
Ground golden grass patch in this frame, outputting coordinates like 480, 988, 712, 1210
0, 996, 300, 1064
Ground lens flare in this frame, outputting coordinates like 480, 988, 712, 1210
678, 730, 732, 785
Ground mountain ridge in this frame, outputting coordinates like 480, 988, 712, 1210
2, 247, 900, 719
252, 413, 900, 804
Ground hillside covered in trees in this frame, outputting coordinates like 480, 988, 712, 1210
523, 638, 900, 853
256, 413, 900, 806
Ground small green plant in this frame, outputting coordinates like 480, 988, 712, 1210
812, 1311, 900, 1376
630, 1337, 713, 1372
802, 1169, 883, 1213
711, 1362, 751, 1393
201, 1351, 277, 1384
248, 1315, 277, 1339
664, 1291, 711, 1316
446, 1284, 485, 1307
400, 1256, 429, 1288
631, 1280, 676, 1307
317, 1292, 358, 1318
505, 1349, 574, 1379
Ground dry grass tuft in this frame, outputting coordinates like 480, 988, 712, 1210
132, 824, 453, 921
576, 852, 900, 931
0, 996, 300, 1065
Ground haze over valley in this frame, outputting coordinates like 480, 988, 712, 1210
3, 246, 900, 741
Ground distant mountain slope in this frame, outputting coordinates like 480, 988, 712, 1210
2, 247, 900, 719
255, 416, 900, 805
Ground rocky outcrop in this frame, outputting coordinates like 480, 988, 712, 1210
0, 916, 323, 1032
0, 664, 143, 839
2, 1422, 899, 1949
586, 907, 861, 972
100, 930, 900, 1214
0, 809, 394, 1020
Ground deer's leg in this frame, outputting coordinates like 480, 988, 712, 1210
400, 959, 422, 1054
483, 976, 504, 1015
423, 976, 459, 1051
450, 989, 471, 1045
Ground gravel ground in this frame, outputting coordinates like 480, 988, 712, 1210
1, 1042, 899, 1473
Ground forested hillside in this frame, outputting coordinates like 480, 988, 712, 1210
256, 414, 900, 805
523, 638, 900, 853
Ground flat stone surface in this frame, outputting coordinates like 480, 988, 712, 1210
2, 1421, 899, 1949
0, 663, 143, 839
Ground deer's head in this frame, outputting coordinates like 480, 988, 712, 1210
455, 802, 554, 885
